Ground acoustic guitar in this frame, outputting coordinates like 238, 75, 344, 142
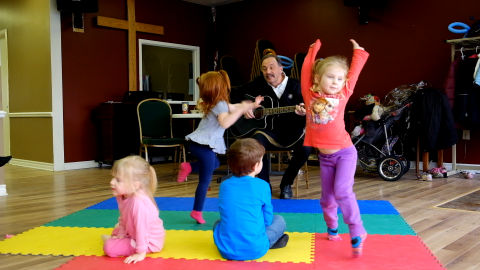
230, 95, 304, 145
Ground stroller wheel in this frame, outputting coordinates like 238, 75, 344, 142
377, 155, 405, 181
397, 155, 410, 175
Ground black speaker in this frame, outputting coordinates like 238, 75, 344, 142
57, 0, 98, 13
359, 6, 369, 25
344, 0, 384, 7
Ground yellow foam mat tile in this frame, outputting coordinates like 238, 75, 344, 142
153, 230, 314, 263
0, 227, 314, 263
0, 226, 111, 256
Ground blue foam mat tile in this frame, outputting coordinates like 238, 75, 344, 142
357, 200, 399, 215
271, 199, 319, 213
86, 197, 220, 212
87, 197, 399, 215
156, 197, 220, 212
86, 197, 117, 209
271, 199, 399, 215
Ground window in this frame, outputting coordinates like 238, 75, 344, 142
139, 39, 200, 104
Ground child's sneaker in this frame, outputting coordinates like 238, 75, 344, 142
418, 172, 432, 181
461, 171, 474, 179
190, 210, 206, 224
327, 227, 342, 241
271, 234, 289, 249
352, 233, 367, 258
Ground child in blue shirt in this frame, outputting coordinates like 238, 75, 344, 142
213, 138, 289, 260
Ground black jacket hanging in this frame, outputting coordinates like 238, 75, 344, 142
454, 57, 480, 128
413, 88, 458, 152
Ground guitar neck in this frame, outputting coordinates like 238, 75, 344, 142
262, 106, 297, 116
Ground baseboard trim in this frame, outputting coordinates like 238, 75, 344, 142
10, 158, 54, 171
64, 160, 101, 170
0, 184, 7, 196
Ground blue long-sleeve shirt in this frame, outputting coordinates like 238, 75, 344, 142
213, 175, 273, 260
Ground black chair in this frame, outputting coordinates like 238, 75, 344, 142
137, 98, 186, 178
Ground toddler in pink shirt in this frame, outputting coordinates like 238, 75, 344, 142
102, 156, 165, 264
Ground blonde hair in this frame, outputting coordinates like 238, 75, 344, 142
112, 156, 158, 208
311, 55, 349, 93
196, 70, 231, 117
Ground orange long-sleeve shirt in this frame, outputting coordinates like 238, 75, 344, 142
301, 39, 369, 149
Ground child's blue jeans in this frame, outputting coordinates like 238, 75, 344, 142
213, 215, 286, 248
189, 141, 220, 211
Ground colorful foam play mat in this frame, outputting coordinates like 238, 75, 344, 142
0, 197, 444, 269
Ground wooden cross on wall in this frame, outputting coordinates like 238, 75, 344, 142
97, 0, 164, 92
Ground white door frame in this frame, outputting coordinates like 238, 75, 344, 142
0, 29, 10, 156
50, 1, 65, 171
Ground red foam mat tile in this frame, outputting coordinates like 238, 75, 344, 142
313, 233, 445, 270
57, 234, 445, 270
56, 256, 313, 270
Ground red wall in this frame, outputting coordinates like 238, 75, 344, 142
61, 0, 211, 162
216, 0, 480, 164
62, 0, 480, 164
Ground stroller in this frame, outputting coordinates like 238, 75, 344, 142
351, 82, 427, 181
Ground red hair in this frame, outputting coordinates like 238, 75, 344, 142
196, 70, 231, 117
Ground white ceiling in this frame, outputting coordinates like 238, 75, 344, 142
182, 0, 243, 7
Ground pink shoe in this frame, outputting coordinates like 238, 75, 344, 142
177, 163, 192, 183
190, 210, 206, 224
5, 234, 14, 239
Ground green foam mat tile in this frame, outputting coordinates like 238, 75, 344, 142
281, 213, 316, 233
44, 209, 119, 228
314, 214, 416, 235
43, 209, 414, 235
45, 209, 221, 230
162, 211, 220, 230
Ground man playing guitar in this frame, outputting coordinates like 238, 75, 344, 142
231, 54, 311, 199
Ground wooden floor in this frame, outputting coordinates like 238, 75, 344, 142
1, 162, 480, 270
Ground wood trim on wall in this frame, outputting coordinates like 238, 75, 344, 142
9, 112, 52, 118
10, 158, 53, 171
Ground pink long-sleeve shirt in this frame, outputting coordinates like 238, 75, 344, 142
301, 39, 369, 149
114, 191, 165, 253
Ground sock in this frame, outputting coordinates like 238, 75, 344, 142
327, 227, 342, 241
177, 162, 192, 183
351, 233, 367, 258
271, 234, 289, 249
190, 210, 205, 224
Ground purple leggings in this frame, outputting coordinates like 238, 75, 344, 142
318, 145, 366, 238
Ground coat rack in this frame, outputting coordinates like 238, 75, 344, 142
444, 36, 480, 176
